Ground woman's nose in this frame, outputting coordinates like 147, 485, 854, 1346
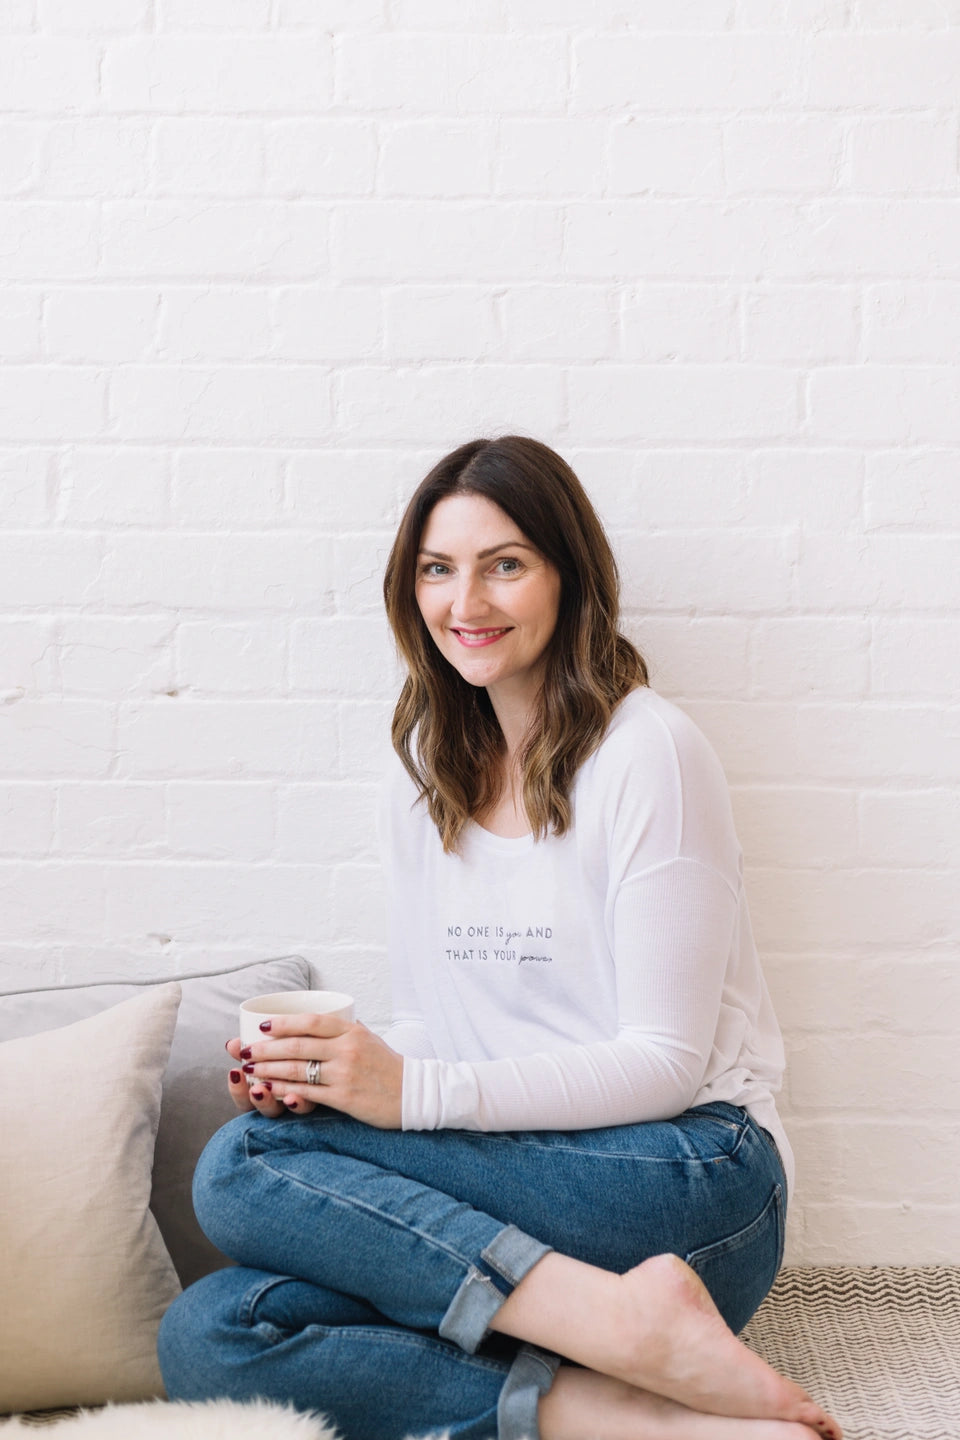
450, 574, 487, 620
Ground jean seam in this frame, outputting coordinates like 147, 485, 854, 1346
295, 1323, 517, 1372
721, 1121, 748, 1161
465, 1134, 749, 1163
439, 1266, 511, 1353
245, 1139, 481, 1277
772, 1183, 786, 1271
267, 1323, 517, 1374
483, 1255, 524, 1285
459, 1266, 503, 1305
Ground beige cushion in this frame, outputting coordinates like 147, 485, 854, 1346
0, 984, 183, 1413
0, 954, 312, 1287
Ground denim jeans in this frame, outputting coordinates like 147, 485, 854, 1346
158, 1101, 786, 1440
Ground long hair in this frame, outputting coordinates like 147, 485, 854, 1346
383, 436, 647, 852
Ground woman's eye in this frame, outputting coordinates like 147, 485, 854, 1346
495, 558, 522, 575
420, 563, 449, 578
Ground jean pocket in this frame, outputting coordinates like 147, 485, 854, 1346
684, 1183, 785, 1335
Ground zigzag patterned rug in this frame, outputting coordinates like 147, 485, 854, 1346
742, 1266, 960, 1440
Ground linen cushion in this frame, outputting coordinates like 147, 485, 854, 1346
0, 985, 182, 1414
0, 954, 312, 1287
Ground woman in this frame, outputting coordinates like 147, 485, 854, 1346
159, 438, 840, 1440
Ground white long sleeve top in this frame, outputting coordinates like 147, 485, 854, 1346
381, 686, 794, 1198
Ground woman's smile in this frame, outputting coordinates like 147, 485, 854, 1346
451, 626, 513, 647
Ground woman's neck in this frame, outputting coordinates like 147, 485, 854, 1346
476, 756, 531, 838
485, 676, 541, 760
477, 675, 544, 837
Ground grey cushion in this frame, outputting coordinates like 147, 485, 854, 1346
0, 955, 311, 1288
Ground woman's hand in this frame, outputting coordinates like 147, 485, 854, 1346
225, 1015, 404, 1129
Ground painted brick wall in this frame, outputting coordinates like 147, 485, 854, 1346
1, 0, 958, 1264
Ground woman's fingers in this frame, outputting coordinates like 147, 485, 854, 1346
241, 1054, 328, 1086
227, 1063, 287, 1117
228, 1049, 317, 1118
243, 1052, 327, 1110
242, 1018, 373, 1075
227, 1064, 255, 1112
247, 1080, 286, 1117
258, 1012, 350, 1042
228, 1035, 285, 1115
243, 1032, 335, 1066
239, 1031, 332, 1087
276, 1091, 318, 1115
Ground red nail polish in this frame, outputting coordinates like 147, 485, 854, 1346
287, 1100, 299, 1110
224, 1040, 233, 1052
240, 1047, 252, 1060
251, 1090, 264, 1100
242, 1063, 255, 1074
259, 1019, 272, 1032
262, 1080, 273, 1090
229, 1070, 241, 1084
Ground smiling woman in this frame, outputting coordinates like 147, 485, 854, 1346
414, 493, 562, 836
159, 438, 840, 1440
384, 437, 647, 850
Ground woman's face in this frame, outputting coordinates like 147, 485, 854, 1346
415, 493, 561, 706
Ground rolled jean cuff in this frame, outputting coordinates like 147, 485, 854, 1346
438, 1223, 552, 1354
498, 1344, 561, 1440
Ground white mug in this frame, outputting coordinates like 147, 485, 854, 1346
239, 989, 355, 1081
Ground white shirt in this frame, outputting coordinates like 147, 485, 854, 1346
381, 686, 794, 1198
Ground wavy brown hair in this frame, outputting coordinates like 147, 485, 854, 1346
383, 436, 647, 852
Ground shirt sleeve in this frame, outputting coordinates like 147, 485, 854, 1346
401, 854, 738, 1131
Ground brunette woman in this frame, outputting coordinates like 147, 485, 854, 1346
159, 438, 840, 1440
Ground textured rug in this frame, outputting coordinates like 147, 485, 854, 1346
742, 1266, 960, 1440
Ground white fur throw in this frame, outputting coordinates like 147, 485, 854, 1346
0, 1399, 451, 1440
0, 1399, 341, 1439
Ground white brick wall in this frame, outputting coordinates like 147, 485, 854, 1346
1, 2, 957, 1265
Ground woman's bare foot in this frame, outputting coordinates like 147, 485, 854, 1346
540, 1366, 828, 1440
492, 1252, 841, 1440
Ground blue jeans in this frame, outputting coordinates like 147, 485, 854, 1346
158, 1101, 786, 1440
